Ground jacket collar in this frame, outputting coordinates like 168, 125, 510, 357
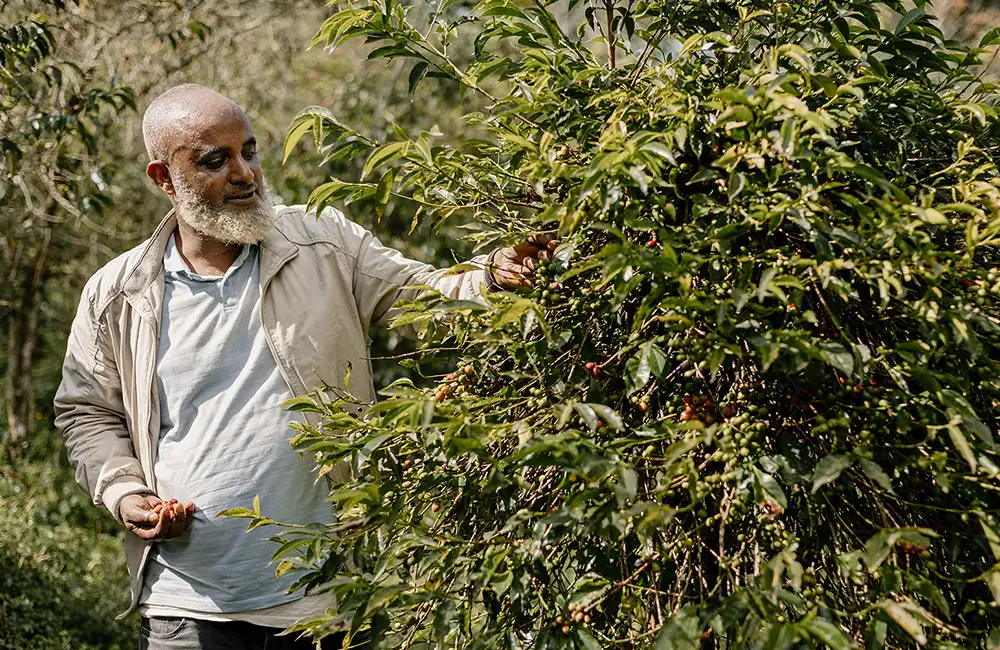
122, 208, 299, 311
122, 210, 177, 312
259, 215, 297, 283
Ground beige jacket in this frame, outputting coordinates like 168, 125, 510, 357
53, 205, 490, 617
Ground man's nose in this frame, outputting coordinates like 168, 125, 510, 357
230, 156, 255, 184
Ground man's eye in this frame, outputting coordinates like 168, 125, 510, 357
202, 158, 225, 169
243, 149, 257, 160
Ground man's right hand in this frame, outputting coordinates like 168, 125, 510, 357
119, 494, 196, 541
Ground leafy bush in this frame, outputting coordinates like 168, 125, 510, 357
257, 0, 1000, 647
0, 457, 135, 650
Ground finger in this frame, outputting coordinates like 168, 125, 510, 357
547, 238, 560, 250
152, 511, 172, 540
147, 495, 162, 507
167, 504, 187, 538
126, 508, 166, 540
527, 232, 558, 247
496, 272, 533, 290
125, 507, 159, 526
167, 516, 187, 539
156, 503, 174, 529
539, 250, 552, 261
127, 523, 157, 540
524, 256, 537, 272
499, 263, 533, 278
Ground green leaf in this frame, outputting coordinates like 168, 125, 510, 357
273, 559, 294, 578
482, 4, 527, 18
656, 607, 701, 650
370, 612, 390, 647
217, 507, 257, 519
284, 106, 352, 164
490, 569, 513, 597
879, 600, 928, 645
728, 170, 746, 202
640, 142, 677, 165
433, 599, 457, 641
282, 396, 325, 413
946, 421, 977, 473
619, 466, 638, 500
283, 117, 314, 163
981, 27, 1000, 47
573, 627, 603, 650
368, 44, 411, 60
753, 468, 788, 509
362, 141, 409, 179
894, 8, 925, 36
587, 403, 624, 431
307, 179, 361, 215
863, 531, 893, 573
988, 627, 1000, 650
364, 584, 409, 615
374, 167, 395, 221
765, 623, 801, 650
981, 516, 1000, 560
625, 342, 667, 394
811, 455, 853, 494
574, 403, 598, 431
408, 61, 429, 97
816, 341, 854, 377
758, 267, 777, 302
802, 618, 855, 650
269, 536, 310, 564
863, 528, 937, 572
865, 620, 887, 650
859, 459, 893, 492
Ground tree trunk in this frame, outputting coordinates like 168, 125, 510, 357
937, 0, 1000, 42
6, 227, 51, 444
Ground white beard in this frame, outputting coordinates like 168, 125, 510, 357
172, 175, 275, 245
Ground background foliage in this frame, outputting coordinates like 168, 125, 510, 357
239, 0, 1000, 649
0, 461, 132, 649
0, 0, 475, 646
2, 0, 1000, 648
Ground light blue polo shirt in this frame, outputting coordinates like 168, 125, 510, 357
140, 233, 332, 613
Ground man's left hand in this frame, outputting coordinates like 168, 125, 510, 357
489, 233, 561, 290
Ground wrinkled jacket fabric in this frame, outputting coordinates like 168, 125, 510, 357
53, 205, 490, 616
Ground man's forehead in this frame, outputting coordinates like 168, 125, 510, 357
171, 109, 254, 155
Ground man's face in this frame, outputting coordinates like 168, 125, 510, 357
165, 107, 274, 244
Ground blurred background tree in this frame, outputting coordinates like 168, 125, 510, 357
939, 0, 1000, 42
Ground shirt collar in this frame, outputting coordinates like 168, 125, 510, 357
163, 231, 253, 282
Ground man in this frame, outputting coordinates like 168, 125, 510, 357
53, 84, 555, 649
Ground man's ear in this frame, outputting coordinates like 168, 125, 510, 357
146, 161, 175, 197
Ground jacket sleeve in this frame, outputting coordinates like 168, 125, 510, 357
53, 278, 154, 524
339, 209, 494, 335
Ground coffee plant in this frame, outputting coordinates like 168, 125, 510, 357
234, 0, 1000, 647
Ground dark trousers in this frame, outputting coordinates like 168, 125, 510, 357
140, 616, 362, 650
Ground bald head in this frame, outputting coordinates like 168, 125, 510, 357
142, 84, 272, 245
142, 84, 246, 163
